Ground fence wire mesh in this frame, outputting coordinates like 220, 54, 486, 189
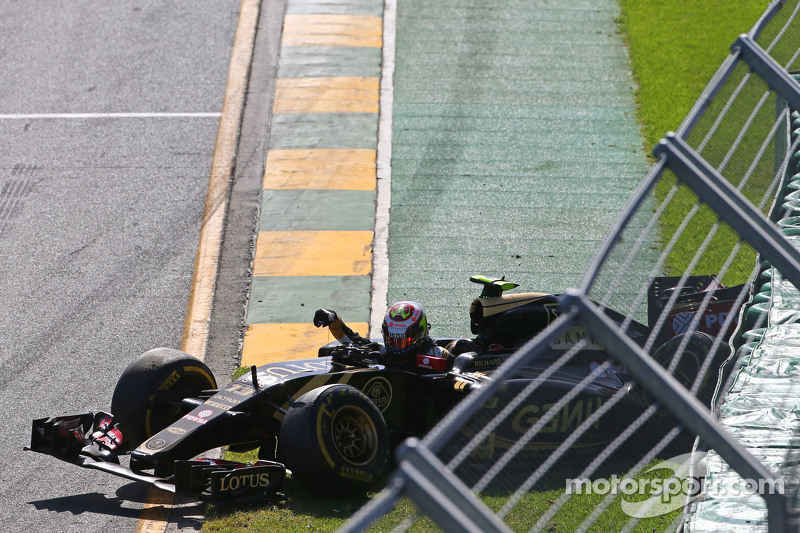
342, 1, 800, 531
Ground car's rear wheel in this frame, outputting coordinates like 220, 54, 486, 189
111, 348, 217, 451
651, 332, 721, 406
279, 384, 390, 495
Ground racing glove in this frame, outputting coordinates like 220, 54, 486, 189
314, 308, 359, 343
313, 309, 339, 328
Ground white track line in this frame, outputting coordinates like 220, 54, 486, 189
369, 0, 397, 338
0, 112, 220, 119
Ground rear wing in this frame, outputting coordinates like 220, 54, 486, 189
647, 275, 750, 340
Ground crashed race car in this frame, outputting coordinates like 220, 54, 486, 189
26, 275, 746, 503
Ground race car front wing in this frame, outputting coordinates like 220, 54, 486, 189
25, 413, 286, 504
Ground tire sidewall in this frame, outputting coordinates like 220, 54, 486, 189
651, 332, 718, 403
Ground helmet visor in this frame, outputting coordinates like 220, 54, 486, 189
385, 335, 414, 352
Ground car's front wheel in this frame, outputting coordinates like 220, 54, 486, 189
110, 348, 217, 451
279, 384, 390, 495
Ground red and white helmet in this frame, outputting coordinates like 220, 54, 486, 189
381, 301, 429, 361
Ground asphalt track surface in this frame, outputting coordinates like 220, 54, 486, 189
0, 2, 239, 532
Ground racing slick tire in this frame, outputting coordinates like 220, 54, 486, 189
110, 348, 217, 451
651, 332, 720, 406
279, 384, 390, 496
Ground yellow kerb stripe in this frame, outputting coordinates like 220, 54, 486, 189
282, 14, 382, 47
242, 322, 369, 366
254, 230, 373, 276
264, 149, 376, 190
273, 77, 379, 114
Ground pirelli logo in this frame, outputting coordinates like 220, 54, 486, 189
215, 395, 239, 404
204, 400, 232, 411
158, 370, 181, 391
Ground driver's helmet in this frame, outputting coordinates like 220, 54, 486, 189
382, 301, 429, 361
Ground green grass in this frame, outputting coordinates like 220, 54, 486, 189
203, 451, 691, 532
203, 2, 770, 532
617, 0, 771, 285
616, 0, 768, 152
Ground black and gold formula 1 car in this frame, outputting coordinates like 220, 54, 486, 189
25, 275, 745, 503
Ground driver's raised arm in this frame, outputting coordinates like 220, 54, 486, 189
313, 308, 370, 345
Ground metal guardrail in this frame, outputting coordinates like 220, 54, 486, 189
342, 1, 800, 531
